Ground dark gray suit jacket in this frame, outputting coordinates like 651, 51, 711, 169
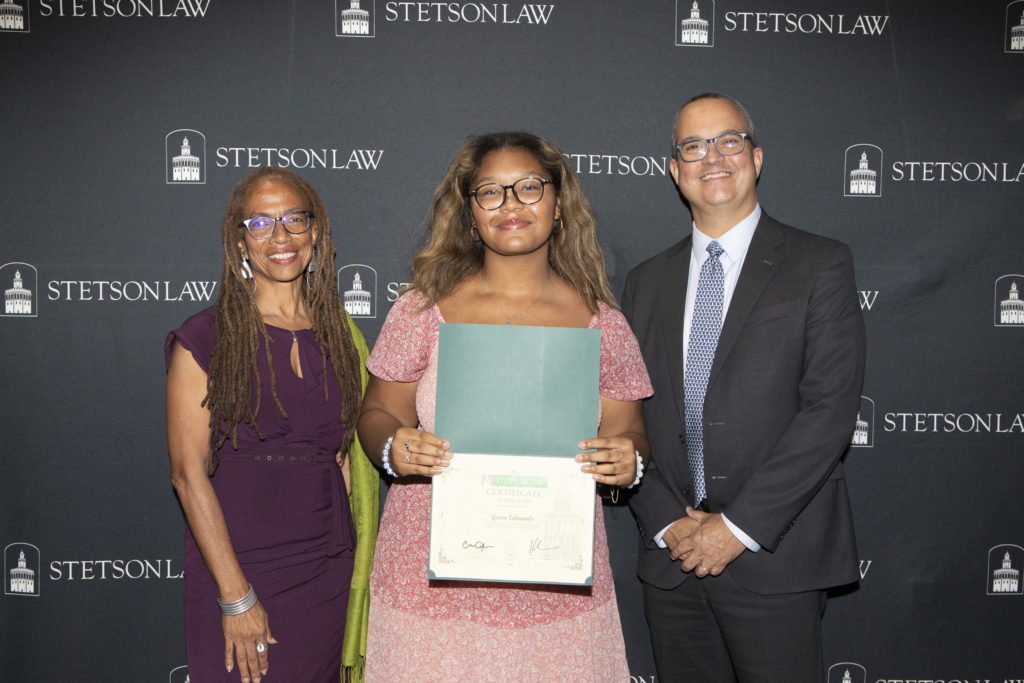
622, 213, 865, 595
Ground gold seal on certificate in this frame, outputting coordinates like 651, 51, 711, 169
430, 323, 602, 586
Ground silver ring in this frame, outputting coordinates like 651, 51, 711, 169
256, 641, 267, 654
618, 451, 623, 462
404, 440, 410, 450
404, 450, 411, 463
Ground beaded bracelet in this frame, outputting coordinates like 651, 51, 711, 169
381, 435, 398, 477
626, 450, 644, 489
217, 583, 257, 616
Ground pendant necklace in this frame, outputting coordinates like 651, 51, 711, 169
479, 270, 552, 325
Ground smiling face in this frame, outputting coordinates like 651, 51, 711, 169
670, 97, 763, 235
237, 177, 317, 287
469, 146, 561, 259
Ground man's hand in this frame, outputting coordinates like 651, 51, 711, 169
670, 507, 746, 577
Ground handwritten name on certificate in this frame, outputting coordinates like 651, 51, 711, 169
428, 452, 595, 586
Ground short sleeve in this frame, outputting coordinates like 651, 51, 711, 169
595, 303, 654, 402
366, 291, 437, 382
164, 306, 216, 372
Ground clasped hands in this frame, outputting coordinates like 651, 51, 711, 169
663, 506, 746, 578
388, 428, 637, 486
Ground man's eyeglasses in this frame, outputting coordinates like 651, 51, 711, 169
467, 177, 553, 210
238, 211, 314, 240
674, 132, 751, 162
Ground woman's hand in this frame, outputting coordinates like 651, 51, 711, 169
390, 427, 452, 477
576, 436, 637, 487
223, 601, 277, 683
337, 450, 350, 493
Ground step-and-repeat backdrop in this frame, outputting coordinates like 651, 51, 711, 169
2, 1, 1022, 680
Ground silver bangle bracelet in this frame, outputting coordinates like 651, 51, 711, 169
381, 435, 398, 477
217, 583, 257, 616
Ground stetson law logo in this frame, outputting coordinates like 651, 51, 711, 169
5, 542, 40, 597
843, 144, 882, 197
37, 0, 210, 18
564, 152, 671, 177
165, 128, 384, 180
849, 395, 874, 448
382, 2, 554, 25
1006, 0, 1024, 52
723, 8, 889, 36
165, 129, 206, 184
0, 0, 29, 31
169, 665, 190, 683
987, 544, 1023, 596
2, 261, 37, 317
675, 0, 713, 46
883, 410, 1024, 434
339, 264, 377, 319
828, 662, 867, 683
994, 274, 1024, 326
336, 0, 373, 37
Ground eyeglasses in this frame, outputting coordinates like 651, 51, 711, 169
467, 177, 554, 210
674, 132, 751, 162
238, 211, 314, 240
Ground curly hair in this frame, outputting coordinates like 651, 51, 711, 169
410, 131, 616, 313
204, 166, 362, 473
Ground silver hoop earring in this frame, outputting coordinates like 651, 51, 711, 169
240, 256, 253, 280
307, 246, 316, 274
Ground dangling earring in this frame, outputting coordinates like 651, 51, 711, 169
552, 217, 562, 233
470, 223, 479, 240
240, 255, 253, 280
308, 246, 317, 274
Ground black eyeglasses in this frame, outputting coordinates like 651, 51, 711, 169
238, 211, 314, 240
674, 132, 751, 162
467, 177, 554, 210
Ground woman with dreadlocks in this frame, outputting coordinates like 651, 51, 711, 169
166, 167, 377, 683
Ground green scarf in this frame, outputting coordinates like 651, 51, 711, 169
341, 312, 379, 683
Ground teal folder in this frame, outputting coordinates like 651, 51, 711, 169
434, 323, 602, 456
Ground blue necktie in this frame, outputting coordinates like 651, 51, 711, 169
684, 241, 725, 505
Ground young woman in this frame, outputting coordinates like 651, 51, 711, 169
358, 132, 652, 681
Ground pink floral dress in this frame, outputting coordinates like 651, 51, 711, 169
365, 291, 652, 682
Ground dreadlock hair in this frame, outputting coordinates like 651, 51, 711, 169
410, 131, 617, 314
204, 166, 362, 474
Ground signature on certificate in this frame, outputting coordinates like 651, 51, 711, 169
461, 540, 494, 551
529, 537, 560, 554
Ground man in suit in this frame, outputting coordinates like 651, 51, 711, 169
622, 93, 865, 682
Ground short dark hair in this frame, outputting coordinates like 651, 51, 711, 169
672, 93, 758, 149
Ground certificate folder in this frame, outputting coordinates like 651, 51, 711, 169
429, 323, 601, 585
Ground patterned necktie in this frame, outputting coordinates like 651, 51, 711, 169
684, 241, 725, 505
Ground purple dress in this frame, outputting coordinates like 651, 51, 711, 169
166, 306, 355, 682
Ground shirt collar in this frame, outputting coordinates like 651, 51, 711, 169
691, 203, 761, 264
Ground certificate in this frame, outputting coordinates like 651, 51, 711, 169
428, 452, 595, 585
430, 323, 601, 585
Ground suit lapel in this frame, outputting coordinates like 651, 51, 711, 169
657, 238, 691, 429
708, 216, 785, 389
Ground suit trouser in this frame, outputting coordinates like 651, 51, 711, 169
642, 569, 826, 683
